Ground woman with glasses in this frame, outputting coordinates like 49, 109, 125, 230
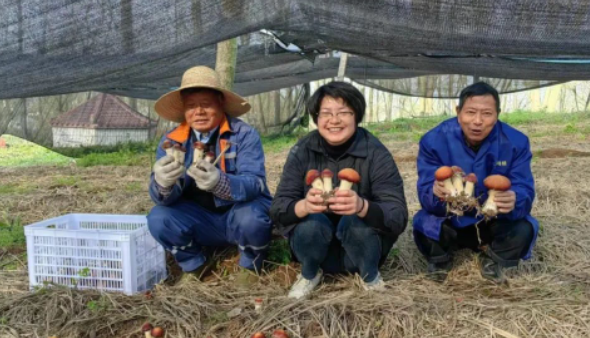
270, 81, 408, 298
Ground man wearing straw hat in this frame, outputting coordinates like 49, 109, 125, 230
147, 66, 272, 277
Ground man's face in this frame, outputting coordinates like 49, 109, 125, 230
456, 94, 499, 146
183, 90, 225, 132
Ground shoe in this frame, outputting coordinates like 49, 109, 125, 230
480, 255, 505, 283
288, 270, 323, 299
426, 260, 453, 283
183, 259, 214, 280
362, 272, 386, 291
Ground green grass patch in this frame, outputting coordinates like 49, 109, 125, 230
0, 182, 36, 194
261, 134, 302, 154
0, 135, 73, 167
53, 176, 79, 187
267, 238, 291, 265
0, 215, 25, 250
75, 151, 151, 167
124, 181, 145, 192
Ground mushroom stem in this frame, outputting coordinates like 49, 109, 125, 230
442, 178, 456, 196
322, 176, 333, 193
482, 190, 498, 216
339, 179, 353, 191
312, 178, 324, 191
451, 166, 464, 196
464, 181, 475, 197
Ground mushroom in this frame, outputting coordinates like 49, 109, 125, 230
338, 168, 360, 191
305, 169, 324, 191
251, 332, 266, 338
482, 175, 511, 217
162, 140, 174, 157
151, 327, 165, 338
173, 144, 186, 165
254, 297, 263, 313
434, 166, 456, 196
192, 142, 207, 164
272, 329, 290, 338
321, 169, 334, 193
204, 151, 216, 163
464, 173, 478, 197
141, 323, 153, 338
451, 166, 464, 195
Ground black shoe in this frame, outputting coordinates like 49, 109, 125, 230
426, 260, 453, 283
479, 255, 505, 283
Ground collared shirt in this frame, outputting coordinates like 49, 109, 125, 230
192, 126, 219, 144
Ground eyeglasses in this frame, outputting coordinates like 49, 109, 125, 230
318, 111, 354, 120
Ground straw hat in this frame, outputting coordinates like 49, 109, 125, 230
154, 66, 251, 123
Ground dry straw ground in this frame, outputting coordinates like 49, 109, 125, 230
1, 122, 590, 338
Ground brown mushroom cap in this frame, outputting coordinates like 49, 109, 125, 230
205, 151, 215, 159
338, 168, 360, 183
305, 169, 321, 185
451, 166, 464, 174
151, 327, 165, 338
178, 145, 187, 152
434, 166, 453, 181
162, 140, 173, 149
193, 141, 207, 150
321, 169, 333, 178
141, 323, 153, 332
465, 173, 478, 183
484, 175, 511, 191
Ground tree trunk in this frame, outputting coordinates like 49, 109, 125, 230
274, 90, 281, 126
215, 38, 238, 90
21, 98, 28, 139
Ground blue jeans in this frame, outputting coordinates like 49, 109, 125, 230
147, 198, 271, 272
290, 213, 385, 282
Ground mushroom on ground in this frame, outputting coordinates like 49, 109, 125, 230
305, 169, 324, 191
193, 142, 207, 164
272, 329, 290, 338
338, 168, 360, 191
451, 166, 465, 195
150, 327, 165, 338
141, 323, 153, 338
464, 173, 478, 197
482, 175, 511, 217
321, 169, 334, 193
251, 332, 266, 338
435, 166, 456, 196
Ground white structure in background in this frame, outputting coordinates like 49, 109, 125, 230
51, 94, 156, 147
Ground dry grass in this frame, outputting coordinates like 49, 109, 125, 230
1, 124, 590, 337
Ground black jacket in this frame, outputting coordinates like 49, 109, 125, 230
270, 128, 408, 237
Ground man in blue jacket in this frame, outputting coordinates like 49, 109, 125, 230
413, 82, 537, 283
147, 66, 272, 277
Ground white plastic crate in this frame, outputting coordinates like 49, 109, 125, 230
24, 213, 167, 295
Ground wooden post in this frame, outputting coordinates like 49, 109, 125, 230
337, 52, 348, 81
215, 38, 238, 90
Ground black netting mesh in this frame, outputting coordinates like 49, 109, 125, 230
2, 0, 590, 146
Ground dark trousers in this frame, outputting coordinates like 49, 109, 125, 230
414, 218, 534, 267
290, 213, 394, 282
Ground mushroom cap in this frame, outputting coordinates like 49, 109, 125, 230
251, 332, 267, 338
141, 323, 153, 332
321, 168, 334, 178
451, 166, 464, 174
162, 140, 173, 149
434, 166, 453, 181
305, 169, 321, 185
205, 151, 215, 159
193, 141, 207, 150
484, 175, 511, 191
338, 168, 360, 183
151, 327, 165, 338
272, 329, 290, 338
465, 173, 478, 183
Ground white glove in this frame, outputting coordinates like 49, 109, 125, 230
153, 155, 184, 188
187, 160, 220, 191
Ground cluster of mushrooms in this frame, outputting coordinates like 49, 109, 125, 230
305, 168, 360, 203
141, 323, 165, 338
435, 166, 511, 218
162, 140, 217, 166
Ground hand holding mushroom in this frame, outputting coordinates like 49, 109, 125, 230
482, 175, 513, 217
434, 166, 456, 199
327, 169, 363, 216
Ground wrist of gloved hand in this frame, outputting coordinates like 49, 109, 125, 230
211, 171, 232, 200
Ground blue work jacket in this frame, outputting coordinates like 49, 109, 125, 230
149, 115, 272, 208
413, 117, 538, 259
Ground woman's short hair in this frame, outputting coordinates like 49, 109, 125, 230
307, 82, 366, 125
